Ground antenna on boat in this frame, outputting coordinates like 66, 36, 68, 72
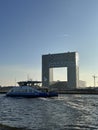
92, 75, 98, 87
27, 74, 30, 81
14, 78, 17, 86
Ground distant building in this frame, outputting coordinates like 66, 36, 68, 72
79, 80, 86, 88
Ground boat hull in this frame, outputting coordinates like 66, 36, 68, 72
6, 92, 58, 98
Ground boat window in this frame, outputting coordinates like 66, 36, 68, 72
12, 89, 26, 92
10, 88, 34, 93
11, 89, 14, 92
29, 89, 32, 92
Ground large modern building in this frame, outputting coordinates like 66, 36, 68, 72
42, 52, 79, 89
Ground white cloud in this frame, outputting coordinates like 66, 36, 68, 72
63, 34, 69, 37
57, 33, 69, 38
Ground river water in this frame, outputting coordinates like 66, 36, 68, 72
0, 94, 98, 130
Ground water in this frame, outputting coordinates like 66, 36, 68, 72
0, 94, 98, 130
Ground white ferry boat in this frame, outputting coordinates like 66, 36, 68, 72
6, 81, 58, 98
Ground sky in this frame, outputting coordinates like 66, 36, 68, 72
0, 0, 98, 86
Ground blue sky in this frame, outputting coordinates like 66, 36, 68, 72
0, 0, 98, 86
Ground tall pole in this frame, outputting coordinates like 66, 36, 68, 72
92, 75, 98, 87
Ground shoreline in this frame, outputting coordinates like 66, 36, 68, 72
1, 86, 98, 95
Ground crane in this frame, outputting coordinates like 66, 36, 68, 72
92, 75, 98, 87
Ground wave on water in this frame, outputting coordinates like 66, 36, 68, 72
1, 123, 97, 130
0, 123, 28, 130
64, 124, 97, 130
1, 94, 98, 130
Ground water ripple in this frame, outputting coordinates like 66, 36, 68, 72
0, 94, 98, 129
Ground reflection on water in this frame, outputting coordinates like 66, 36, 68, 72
0, 94, 98, 130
